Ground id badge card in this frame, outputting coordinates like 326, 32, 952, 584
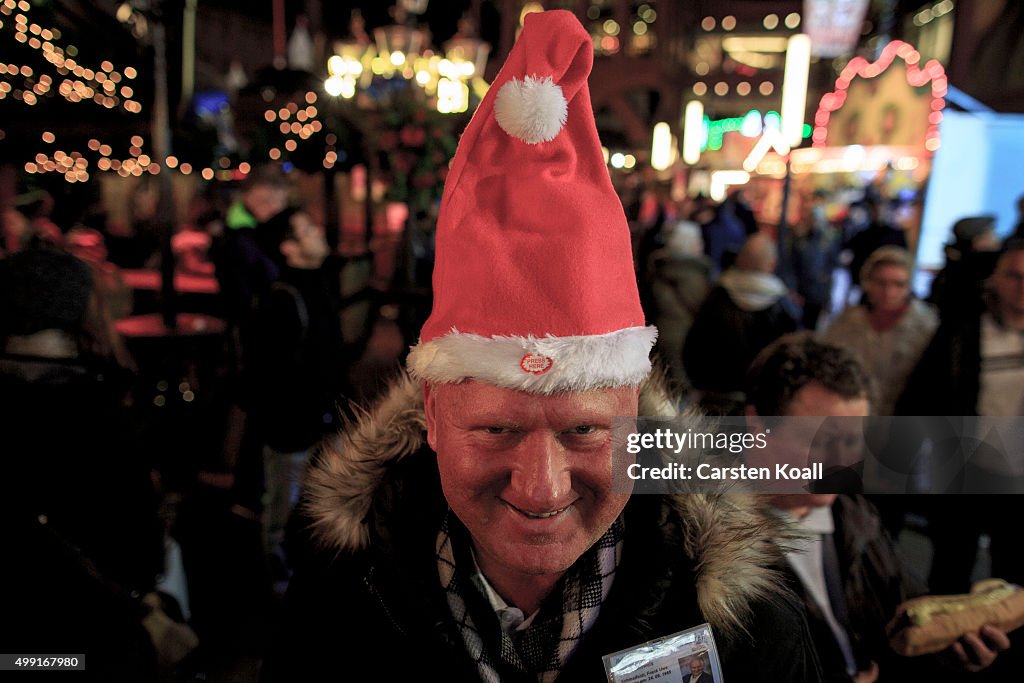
602, 623, 723, 683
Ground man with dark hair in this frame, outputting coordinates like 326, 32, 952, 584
746, 332, 873, 420
746, 333, 1010, 683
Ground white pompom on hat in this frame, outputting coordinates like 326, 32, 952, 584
493, 75, 568, 144
408, 10, 656, 394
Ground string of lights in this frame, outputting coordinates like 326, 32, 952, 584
22, 88, 331, 184
0, 0, 142, 113
263, 90, 335, 168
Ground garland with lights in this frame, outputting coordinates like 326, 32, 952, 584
812, 40, 947, 154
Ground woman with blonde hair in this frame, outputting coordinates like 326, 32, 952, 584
822, 246, 938, 417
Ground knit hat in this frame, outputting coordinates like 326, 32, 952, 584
407, 10, 656, 394
0, 247, 93, 336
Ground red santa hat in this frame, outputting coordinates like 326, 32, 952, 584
407, 10, 656, 394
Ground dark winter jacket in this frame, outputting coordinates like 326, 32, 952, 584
684, 271, 800, 412
212, 203, 282, 325
648, 252, 712, 392
787, 495, 927, 683
2, 354, 162, 680
778, 226, 842, 311
246, 265, 347, 452
897, 306, 983, 417
263, 375, 822, 682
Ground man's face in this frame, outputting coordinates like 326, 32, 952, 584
287, 212, 329, 267
425, 381, 636, 586
748, 382, 869, 511
690, 658, 705, 677
245, 184, 288, 223
993, 250, 1024, 320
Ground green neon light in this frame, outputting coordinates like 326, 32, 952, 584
701, 110, 811, 151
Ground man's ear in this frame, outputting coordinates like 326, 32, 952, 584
423, 383, 438, 452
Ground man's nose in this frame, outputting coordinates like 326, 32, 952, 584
509, 432, 572, 510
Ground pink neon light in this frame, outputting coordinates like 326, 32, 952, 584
812, 40, 947, 156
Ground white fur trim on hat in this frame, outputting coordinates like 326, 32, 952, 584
407, 326, 658, 393
494, 75, 568, 144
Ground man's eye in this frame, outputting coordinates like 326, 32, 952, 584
571, 425, 597, 435
485, 427, 510, 435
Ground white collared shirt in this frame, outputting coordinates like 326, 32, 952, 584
470, 551, 539, 634
778, 506, 859, 677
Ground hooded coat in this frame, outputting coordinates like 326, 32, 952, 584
683, 271, 800, 413
262, 374, 822, 682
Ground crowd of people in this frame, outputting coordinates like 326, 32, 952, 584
4, 9, 1024, 682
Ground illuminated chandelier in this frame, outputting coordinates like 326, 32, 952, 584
326, 1, 489, 114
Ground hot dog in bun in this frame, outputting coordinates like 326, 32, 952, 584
887, 579, 1024, 657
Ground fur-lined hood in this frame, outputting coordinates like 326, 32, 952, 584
305, 372, 789, 638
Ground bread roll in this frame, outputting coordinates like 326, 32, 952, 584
887, 579, 1024, 656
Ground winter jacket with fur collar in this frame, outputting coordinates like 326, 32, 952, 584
263, 374, 822, 682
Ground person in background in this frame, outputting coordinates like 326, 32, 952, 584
927, 215, 1001, 316
2, 201, 63, 256
701, 189, 751, 276
244, 208, 347, 584
823, 247, 938, 418
14, 190, 64, 247
212, 168, 290, 333
208, 168, 292, 501
900, 240, 1024, 604
1, 247, 176, 678
845, 196, 907, 293
65, 227, 136, 372
823, 247, 938, 535
684, 233, 800, 415
745, 334, 1010, 683
779, 191, 843, 331
646, 218, 711, 395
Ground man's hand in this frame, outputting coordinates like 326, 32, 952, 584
852, 660, 878, 683
941, 625, 1011, 672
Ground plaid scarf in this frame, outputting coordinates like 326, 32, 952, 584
436, 511, 624, 683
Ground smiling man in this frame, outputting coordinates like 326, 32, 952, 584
264, 11, 819, 683
425, 381, 637, 617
